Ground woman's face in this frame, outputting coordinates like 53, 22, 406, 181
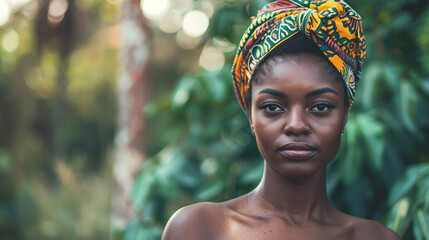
249, 53, 348, 180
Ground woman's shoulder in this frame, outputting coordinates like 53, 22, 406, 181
344, 214, 401, 240
161, 202, 226, 240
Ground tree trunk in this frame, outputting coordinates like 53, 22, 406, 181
112, 0, 149, 230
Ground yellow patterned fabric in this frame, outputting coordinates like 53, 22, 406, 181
232, 0, 366, 114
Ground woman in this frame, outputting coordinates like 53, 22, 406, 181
162, 0, 400, 239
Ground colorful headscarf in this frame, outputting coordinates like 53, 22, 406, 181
232, 0, 366, 114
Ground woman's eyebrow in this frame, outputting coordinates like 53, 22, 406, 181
258, 88, 287, 98
305, 87, 338, 98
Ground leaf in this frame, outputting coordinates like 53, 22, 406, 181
0, 149, 11, 174
132, 171, 156, 208
209, 5, 244, 41
384, 198, 411, 233
195, 181, 224, 201
340, 117, 362, 184
356, 113, 385, 169
144, 96, 172, 117
174, 161, 201, 189
399, 80, 419, 133
361, 62, 382, 108
123, 219, 162, 240
201, 71, 228, 103
417, 176, 429, 209
383, 63, 401, 90
171, 76, 196, 109
239, 160, 263, 185
413, 210, 429, 240
388, 164, 429, 205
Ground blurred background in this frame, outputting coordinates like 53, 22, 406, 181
0, 0, 429, 239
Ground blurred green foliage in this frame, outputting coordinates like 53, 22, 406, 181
128, 0, 429, 240
0, 0, 118, 239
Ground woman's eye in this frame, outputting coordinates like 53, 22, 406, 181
309, 103, 334, 112
260, 104, 283, 112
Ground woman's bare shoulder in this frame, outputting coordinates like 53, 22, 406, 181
346, 215, 401, 240
161, 202, 225, 240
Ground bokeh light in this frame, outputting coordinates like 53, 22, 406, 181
182, 10, 209, 37
212, 37, 235, 52
48, 0, 69, 25
158, 10, 182, 33
25, 68, 57, 99
199, 45, 224, 72
170, 0, 193, 12
5, 0, 32, 7
141, 0, 170, 20
176, 29, 200, 49
0, 2, 10, 26
2, 29, 19, 52
195, 1, 214, 17
22, 0, 40, 19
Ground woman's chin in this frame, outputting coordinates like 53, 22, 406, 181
268, 162, 327, 183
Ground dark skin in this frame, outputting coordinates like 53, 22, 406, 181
162, 54, 401, 240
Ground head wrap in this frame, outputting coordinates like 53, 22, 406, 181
232, 0, 366, 114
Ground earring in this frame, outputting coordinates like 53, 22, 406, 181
341, 129, 345, 135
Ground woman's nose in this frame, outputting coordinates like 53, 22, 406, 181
283, 106, 311, 136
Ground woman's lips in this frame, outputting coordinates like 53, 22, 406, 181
279, 143, 317, 160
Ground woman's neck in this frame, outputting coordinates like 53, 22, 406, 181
249, 163, 333, 226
